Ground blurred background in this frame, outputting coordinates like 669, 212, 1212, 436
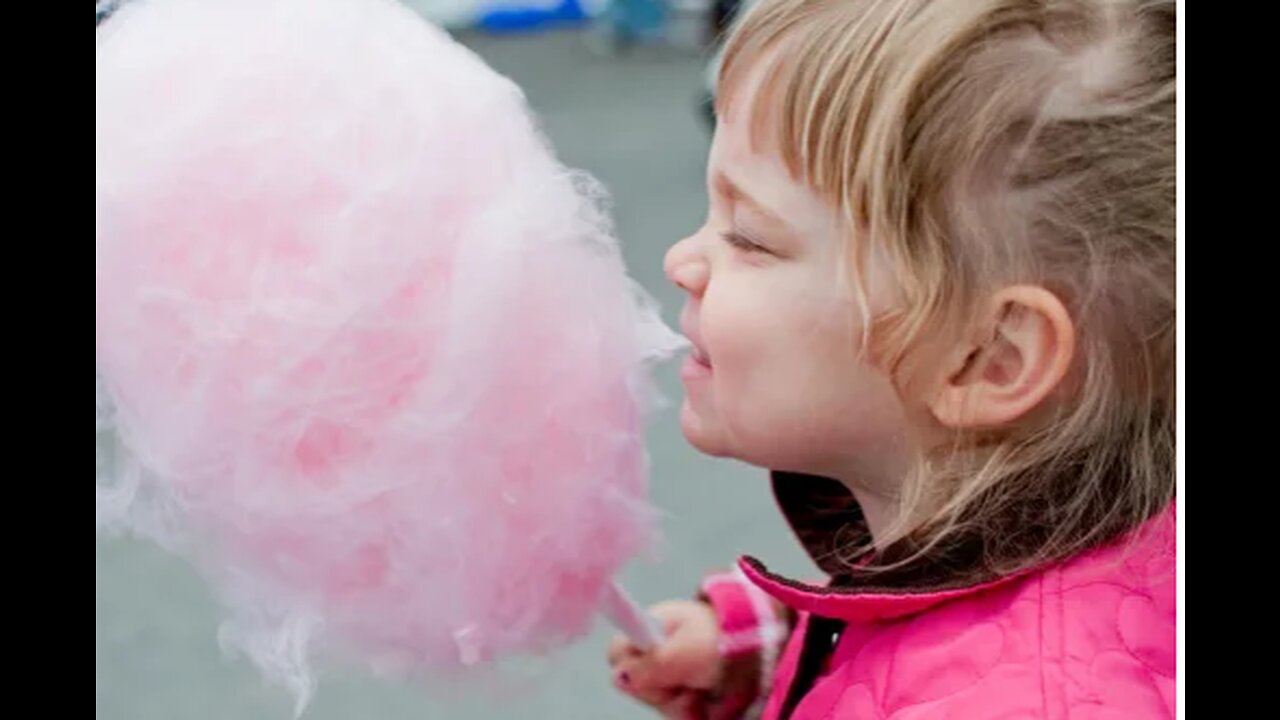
96, 1, 815, 718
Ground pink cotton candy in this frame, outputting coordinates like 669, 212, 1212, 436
95, 0, 684, 712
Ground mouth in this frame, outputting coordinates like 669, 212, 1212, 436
680, 307, 712, 378
690, 344, 712, 369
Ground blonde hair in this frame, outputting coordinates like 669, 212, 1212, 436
718, 0, 1176, 578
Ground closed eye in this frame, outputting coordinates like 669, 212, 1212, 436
720, 231, 770, 254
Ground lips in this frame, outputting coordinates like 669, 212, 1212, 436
690, 344, 711, 368
679, 303, 714, 380
680, 310, 711, 369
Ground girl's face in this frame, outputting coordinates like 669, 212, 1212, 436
664, 61, 915, 487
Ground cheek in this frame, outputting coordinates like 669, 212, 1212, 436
718, 295, 903, 442
700, 274, 766, 356
706, 297, 840, 420
803, 314, 907, 431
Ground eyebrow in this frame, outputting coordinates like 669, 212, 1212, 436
713, 172, 794, 234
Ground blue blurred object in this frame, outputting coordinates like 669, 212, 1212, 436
478, 0, 670, 40
602, 0, 667, 41
477, 0, 590, 33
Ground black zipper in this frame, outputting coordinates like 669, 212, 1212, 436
777, 615, 846, 720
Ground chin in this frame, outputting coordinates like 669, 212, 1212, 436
679, 402, 730, 458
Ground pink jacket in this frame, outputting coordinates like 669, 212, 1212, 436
699, 474, 1177, 719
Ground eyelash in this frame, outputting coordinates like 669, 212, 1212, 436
720, 231, 769, 254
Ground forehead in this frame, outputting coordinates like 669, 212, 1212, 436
709, 62, 842, 247
714, 44, 790, 164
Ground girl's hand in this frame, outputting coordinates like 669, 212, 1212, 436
606, 599, 723, 719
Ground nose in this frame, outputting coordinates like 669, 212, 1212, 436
664, 233, 709, 298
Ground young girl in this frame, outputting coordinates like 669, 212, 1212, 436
607, 0, 1176, 717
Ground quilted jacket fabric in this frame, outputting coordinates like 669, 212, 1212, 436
735, 474, 1176, 719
